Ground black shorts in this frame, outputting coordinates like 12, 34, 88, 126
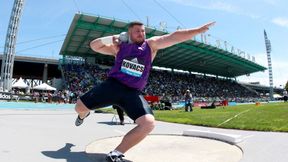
80, 78, 153, 121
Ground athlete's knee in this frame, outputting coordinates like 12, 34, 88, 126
136, 114, 155, 132
75, 99, 89, 113
145, 117, 155, 132
146, 119, 155, 132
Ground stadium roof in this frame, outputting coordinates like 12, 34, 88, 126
60, 13, 266, 78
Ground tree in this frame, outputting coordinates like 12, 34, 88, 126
285, 81, 288, 91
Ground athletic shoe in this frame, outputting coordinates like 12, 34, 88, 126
106, 153, 125, 162
75, 112, 90, 126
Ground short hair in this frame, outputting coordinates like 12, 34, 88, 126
128, 21, 144, 29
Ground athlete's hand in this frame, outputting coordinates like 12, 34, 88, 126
198, 21, 216, 33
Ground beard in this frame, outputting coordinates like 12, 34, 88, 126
133, 38, 145, 45
135, 40, 144, 45
129, 34, 145, 45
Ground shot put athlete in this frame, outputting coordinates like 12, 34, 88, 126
74, 21, 215, 162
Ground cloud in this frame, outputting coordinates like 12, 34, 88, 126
165, 0, 236, 12
264, 0, 278, 6
197, 1, 236, 12
272, 17, 288, 28
165, 0, 260, 19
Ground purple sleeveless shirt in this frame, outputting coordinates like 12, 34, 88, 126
108, 41, 152, 90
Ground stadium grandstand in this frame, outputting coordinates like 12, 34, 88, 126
57, 13, 275, 105
1, 13, 284, 105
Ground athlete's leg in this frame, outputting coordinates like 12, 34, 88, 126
114, 114, 155, 153
111, 93, 155, 153
74, 79, 119, 126
75, 99, 90, 119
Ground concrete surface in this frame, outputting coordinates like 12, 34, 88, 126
183, 129, 244, 144
0, 109, 288, 162
86, 135, 242, 162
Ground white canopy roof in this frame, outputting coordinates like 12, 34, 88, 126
12, 77, 28, 89
273, 94, 283, 98
33, 83, 56, 91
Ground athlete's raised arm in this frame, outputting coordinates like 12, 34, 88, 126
90, 35, 120, 56
147, 22, 215, 59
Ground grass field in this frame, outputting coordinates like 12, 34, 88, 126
153, 102, 288, 132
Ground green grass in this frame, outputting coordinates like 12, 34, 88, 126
99, 102, 288, 132
153, 102, 288, 132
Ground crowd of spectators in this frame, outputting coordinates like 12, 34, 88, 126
63, 63, 109, 101
62, 63, 262, 103
145, 70, 260, 103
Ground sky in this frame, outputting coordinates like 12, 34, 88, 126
0, 0, 287, 88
